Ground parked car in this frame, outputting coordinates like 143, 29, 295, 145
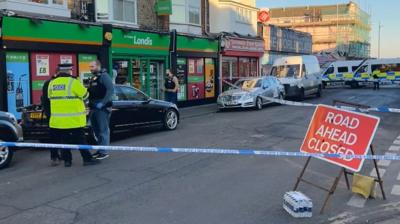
217, 76, 285, 110
0, 111, 23, 169
271, 55, 322, 100
21, 85, 179, 142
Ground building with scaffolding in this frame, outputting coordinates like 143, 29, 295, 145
267, 1, 371, 59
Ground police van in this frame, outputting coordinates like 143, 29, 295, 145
348, 58, 400, 88
270, 55, 322, 100
321, 60, 363, 87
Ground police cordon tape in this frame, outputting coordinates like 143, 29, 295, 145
2, 141, 400, 161
221, 79, 400, 113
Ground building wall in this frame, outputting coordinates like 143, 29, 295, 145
209, 0, 258, 36
267, 2, 370, 58
70, 0, 168, 31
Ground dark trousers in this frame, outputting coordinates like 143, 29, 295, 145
165, 92, 178, 104
373, 81, 380, 90
50, 128, 92, 162
90, 108, 111, 153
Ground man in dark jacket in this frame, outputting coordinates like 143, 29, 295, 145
41, 70, 60, 166
88, 60, 114, 160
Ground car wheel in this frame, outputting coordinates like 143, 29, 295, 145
255, 97, 263, 110
0, 140, 13, 169
316, 85, 322, 98
164, 109, 178, 130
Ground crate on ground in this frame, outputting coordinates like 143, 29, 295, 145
283, 191, 312, 218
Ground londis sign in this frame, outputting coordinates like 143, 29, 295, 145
111, 29, 170, 55
300, 105, 380, 172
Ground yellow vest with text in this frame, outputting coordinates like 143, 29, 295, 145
48, 75, 89, 129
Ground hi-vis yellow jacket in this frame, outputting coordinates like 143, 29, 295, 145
48, 74, 89, 129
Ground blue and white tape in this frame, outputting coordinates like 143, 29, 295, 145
222, 79, 400, 113
2, 142, 400, 161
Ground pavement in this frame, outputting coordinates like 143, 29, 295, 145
1, 87, 400, 224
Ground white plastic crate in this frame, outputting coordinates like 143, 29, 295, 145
283, 191, 312, 218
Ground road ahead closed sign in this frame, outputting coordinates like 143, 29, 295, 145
300, 105, 380, 172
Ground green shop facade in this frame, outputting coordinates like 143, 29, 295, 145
110, 28, 170, 100
0, 16, 106, 119
0, 15, 220, 118
171, 34, 219, 106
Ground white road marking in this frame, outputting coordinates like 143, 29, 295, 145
391, 185, 400, 196
347, 195, 367, 208
397, 136, 400, 140
397, 172, 400, 181
388, 145, 400, 151
370, 168, 386, 178
377, 153, 396, 167
393, 140, 400, 145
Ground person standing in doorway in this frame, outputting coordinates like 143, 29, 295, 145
48, 63, 99, 167
88, 60, 114, 160
163, 69, 179, 104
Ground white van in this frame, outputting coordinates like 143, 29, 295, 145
350, 58, 400, 87
270, 55, 322, 99
321, 60, 363, 86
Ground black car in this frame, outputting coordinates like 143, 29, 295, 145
0, 111, 23, 169
21, 85, 179, 142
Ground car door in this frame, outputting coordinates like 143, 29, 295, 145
261, 78, 274, 102
119, 86, 146, 126
301, 64, 314, 95
109, 86, 132, 130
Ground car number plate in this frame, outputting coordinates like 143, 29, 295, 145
226, 101, 236, 105
30, 112, 45, 119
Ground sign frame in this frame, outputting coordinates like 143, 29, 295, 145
300, 104, 380, 172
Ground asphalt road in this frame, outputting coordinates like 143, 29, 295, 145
1, 86, 400, 224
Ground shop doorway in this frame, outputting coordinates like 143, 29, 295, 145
112, 57, 165, 100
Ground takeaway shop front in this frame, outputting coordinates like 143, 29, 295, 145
171, 34, 219, 107
0, 16, 105, 119
220, 36, 264, 92
110, 28, 170, 100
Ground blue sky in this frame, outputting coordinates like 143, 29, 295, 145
256, 0, 398, 58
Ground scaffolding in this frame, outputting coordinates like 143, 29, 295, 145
268, 1, 371, 59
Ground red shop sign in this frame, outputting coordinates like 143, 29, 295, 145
223, 38, 264, 53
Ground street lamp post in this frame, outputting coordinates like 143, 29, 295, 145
378, 22, 383, 58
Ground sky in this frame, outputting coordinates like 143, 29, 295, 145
256, 0, 399, 58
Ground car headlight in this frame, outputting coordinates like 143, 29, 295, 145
5, 112, 17, 124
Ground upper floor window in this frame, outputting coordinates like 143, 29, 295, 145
171, 0, 201, 26
236, 7, 252, 24
26, 0, 67, 7
96, 0, 137, 25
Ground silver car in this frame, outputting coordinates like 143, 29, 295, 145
217, 76, 285, 110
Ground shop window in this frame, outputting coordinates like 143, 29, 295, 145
239, 58, 250, 77
250, 58, 258, 77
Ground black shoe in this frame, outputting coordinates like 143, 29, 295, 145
92, 152, 109, 160
64, 161, 72, 167
83, 159, 101, 166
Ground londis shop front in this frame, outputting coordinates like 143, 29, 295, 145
111, 28, 170, 100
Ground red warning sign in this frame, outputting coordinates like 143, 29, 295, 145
300, 105, 380, 172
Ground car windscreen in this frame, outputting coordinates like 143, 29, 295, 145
234, 79, 261, 90
271, 64, 301, 78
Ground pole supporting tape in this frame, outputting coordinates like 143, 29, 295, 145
2, 142, 400, 161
